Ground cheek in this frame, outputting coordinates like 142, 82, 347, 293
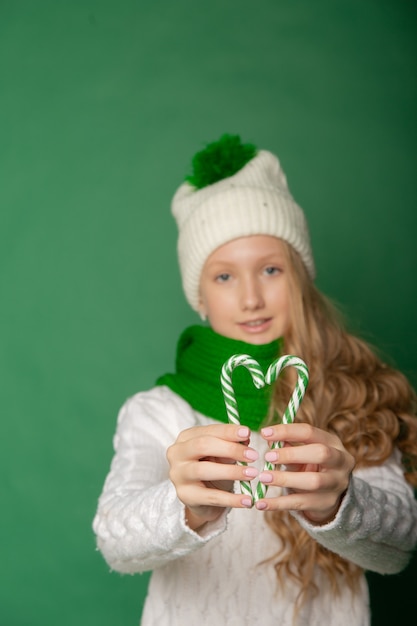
202, 293, 234, 326
198, 285, 217, 316
273, 287, 291, 323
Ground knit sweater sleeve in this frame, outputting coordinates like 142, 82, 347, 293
92, 387, 228, 574
291, 451, 417, 574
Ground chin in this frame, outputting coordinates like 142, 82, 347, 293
239, 333, 278, 346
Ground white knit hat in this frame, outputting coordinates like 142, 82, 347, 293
172, 137, 315, 311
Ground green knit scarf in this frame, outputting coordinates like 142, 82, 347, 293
156, 325, 282, 432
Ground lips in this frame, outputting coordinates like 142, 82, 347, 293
239, 318, 272, 332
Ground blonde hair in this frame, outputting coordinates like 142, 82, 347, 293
265, 244, 417, 609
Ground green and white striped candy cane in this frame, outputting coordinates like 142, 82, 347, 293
221, 354, 309, 504
255, 355, 309, 501
220, 354, 265, 502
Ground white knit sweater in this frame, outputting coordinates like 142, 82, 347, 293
93, 386, 417, 625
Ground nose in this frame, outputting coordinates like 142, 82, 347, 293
240, 275, 264, 310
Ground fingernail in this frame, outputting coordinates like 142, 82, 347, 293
259, 472, 273, 483
243, 467, 258, 478
241, 497, 253, 508
265, 450, 279, 463
255, 501, 267, 510
244, 448, 259, 461
238, 427, 250, 438
261, 427, 273, 437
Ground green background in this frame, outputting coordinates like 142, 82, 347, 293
1, 1, 416, 624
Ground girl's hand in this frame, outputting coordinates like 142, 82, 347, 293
166, 424, 259, 530
256, 423, 355, 524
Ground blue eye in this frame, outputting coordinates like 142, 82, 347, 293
216, 273, 231, 283
264, 266, 280, 276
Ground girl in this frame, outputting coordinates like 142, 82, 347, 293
93, 135, 417, 625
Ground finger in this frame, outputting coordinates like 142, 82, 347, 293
261, 423, 341, 448
264, 442, 342, 469
177, 483, 254, 510
254, 490, 341, 513
258, 468, 339, 492
188, 460, 259, 484
178, 424, 251, 444
170, 455, 259, 493
168, 435, 259, 465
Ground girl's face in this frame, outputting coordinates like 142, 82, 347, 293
199, 235, 291, 345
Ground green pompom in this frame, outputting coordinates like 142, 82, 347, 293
185, 134, 257, 189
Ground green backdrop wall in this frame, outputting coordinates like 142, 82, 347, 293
1, 1, 416, 624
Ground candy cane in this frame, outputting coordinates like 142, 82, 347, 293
221, 354, 309, 503
220, 354, 265, 501
255, 355, 309, 500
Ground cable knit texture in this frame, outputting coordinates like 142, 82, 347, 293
93, 386, 417, 625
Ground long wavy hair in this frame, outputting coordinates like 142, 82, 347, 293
265, 244, 417, 609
